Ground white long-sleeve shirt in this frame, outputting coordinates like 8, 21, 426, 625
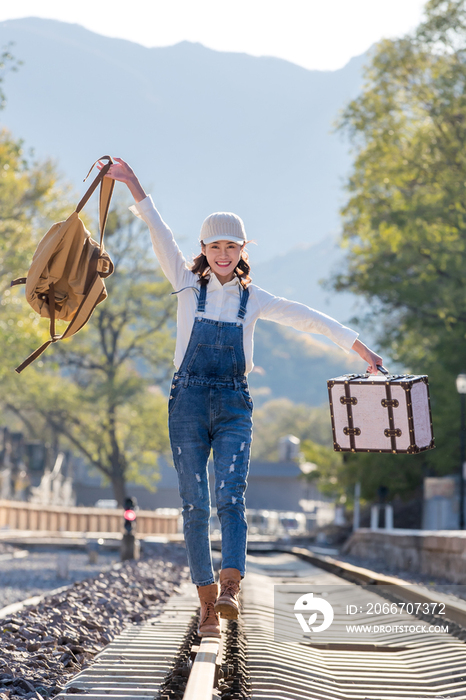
129, 196, 359, 374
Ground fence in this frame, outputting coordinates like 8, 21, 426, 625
0, 499, 179, 535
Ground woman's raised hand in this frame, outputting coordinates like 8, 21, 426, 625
97, 157, 147, 203
98, 157, 133, 183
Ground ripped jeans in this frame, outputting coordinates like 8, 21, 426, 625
168, 375, 253, 586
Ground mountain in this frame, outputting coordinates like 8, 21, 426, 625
0, 17, 371, 399
250, 320, 362, 406
0, 17, 367, 267
253, 234, 361, 325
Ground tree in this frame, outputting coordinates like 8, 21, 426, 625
251, 398, 332, 461
331, 0, 466, 490
0, 44, 21, 111
7, 203, 177, 505
299, 439, 344, 496
0, 49, 177, 503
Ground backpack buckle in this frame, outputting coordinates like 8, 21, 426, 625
97, 258, 110, 274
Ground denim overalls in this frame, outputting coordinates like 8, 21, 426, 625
168, 282, 253, 586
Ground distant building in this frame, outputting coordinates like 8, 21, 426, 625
15, 432, 334, 525
422, 475, 461, 530
72, 453, 332, 524
73, 455, 180, 510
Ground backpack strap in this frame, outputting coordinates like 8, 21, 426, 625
14, 157, 116, 373
11, 277, 27, 287
76, 155, 115, 249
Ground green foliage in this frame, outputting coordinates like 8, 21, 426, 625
251, 398, 332, 461
332, 0, 466, 493
342, 451, 426, 503
0, 43, 21, 111
4, 368, 171, 497
300, 439, 344, 497
300, 441, 426, 503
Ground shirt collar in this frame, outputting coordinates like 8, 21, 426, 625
207, 273, 240, 290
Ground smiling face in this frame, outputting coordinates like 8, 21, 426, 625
202, 240, 245, 284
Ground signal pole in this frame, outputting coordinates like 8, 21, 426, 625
121, 496, 140, 561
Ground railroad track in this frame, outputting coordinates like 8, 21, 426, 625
243, 546, 466, 699
8, 544, 466, 699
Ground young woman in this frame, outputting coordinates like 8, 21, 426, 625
101, 158, 383, 637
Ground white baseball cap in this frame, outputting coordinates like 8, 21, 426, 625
200, 212, 247, 245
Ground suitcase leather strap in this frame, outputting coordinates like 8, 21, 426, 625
384, 382, 398, 452
344, 382, 357, 451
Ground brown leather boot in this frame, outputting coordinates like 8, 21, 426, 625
214, 568, 241, 620
197, 582, 221, 638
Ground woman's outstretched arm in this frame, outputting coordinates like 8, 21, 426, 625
256, 287, 383, 374
98, 158, 192, 289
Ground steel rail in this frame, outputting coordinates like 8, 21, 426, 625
182, 635, 221, 700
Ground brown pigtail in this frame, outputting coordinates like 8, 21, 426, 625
235, 249, 251, 289
191, 252, 210, 286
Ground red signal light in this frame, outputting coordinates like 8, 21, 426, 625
124, 509, 137, 521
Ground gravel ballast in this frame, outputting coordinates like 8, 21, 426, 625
0, 551, 119, 609
0, 543, 189, 700
0, 543, 19, 556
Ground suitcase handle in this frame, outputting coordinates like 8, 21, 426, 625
359, 364, 390, 379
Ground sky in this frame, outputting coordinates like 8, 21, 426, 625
0, 0, 428, 72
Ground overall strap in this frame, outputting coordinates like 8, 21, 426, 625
197, 282, 207, 313
237, 286, 249, 320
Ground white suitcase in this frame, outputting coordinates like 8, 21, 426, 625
327, 368, 435, 454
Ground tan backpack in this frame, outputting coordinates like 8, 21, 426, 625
11, 156, 115, 373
